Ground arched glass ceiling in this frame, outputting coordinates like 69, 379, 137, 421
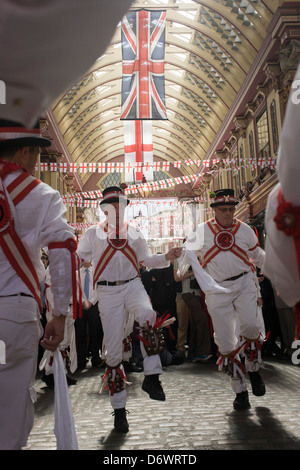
50, 0, 283, 193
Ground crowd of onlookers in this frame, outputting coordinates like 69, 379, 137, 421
37, 253, 296, 388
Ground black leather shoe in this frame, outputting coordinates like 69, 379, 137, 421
142, 374, 166, 401
66, 375, 77, 386
233, 390, 251, 410
41, 373, 54, 389
91, 358, 104, 368
248, 371, 266, 396
113, 408, 129, 433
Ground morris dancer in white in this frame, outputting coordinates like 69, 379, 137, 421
263, 62, 300, 326
184, 189, 266, 410
0, 120, 76, 450
77, 186, 182, 433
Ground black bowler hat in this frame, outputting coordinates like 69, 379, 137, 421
100, 186, 129, 207
0, 119, 51, 149
210, 189, 238, 207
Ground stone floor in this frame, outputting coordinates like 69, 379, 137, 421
22, 354, 300, 453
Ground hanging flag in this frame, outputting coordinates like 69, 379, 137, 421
40, 162, 48, 172
124, 120, 153, 182
121, 9, 167, 120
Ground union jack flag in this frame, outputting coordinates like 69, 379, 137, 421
121, 9, 167, 120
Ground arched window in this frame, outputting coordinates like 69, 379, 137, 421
100, 172, 121, 189
249, 130, 256, 178
270, 100, 279, 154
239, 143, 246, 186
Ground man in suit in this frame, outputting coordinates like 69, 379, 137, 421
75, 259, 103, 369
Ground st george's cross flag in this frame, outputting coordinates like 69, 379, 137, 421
121, 9, 167, 120
124, 120, 154, 182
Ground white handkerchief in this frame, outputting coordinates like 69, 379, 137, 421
53, 349, 78, 450
178, 249, 230, 294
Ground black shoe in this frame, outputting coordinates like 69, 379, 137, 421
171, 350, 185, 365
91, 358, 104, 368
123, 361, 143, 373
66, 375, 77, 386
41, 373, 54, 389
233, 391, 251, 410
113, 408, 129, 433
142, 374, 166, 401
248, 371, 265, 396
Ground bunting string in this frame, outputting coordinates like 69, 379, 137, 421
60, 157, 277, 207
36, 156, 277, 175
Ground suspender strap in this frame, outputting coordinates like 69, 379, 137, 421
0, 228, 42, 308
93, 244, 116, 288
6, 172, 41, 206
0, 174, 42, 310
93, 240, 140, 288
202, 218, 253, 269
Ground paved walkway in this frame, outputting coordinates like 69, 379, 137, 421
23, 355, 300, 452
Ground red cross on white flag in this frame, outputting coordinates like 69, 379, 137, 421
79, 163, 88, 173
116, 162, 124, 173
59, 162, 68, 172
98, 163, 106, 173
40, 162, 48, 172
107, 162, 115, 173
124, 120, 153, 182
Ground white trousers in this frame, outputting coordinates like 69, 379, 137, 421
205, 272, 261, 354
0, 295, 40, 450
205, 272, 263, 393
97, 277, 162, 409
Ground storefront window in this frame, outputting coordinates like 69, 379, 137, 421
270, 100, 279, 154
239, 143, 246, 186
256, 109, 270, 157
256, 109, 270, 179
249, 130, 256, 178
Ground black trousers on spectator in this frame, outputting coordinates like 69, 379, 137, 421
75, 302, 103, 367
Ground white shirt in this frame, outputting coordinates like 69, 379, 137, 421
77, 224, 170, 283
0, 169, 74, 316
185, 218, 265, 283
263, 62, 300, 307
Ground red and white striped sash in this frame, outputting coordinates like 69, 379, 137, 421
0, 172, 42, 309
202, 218, 254, 269
93, 236, 139, 288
